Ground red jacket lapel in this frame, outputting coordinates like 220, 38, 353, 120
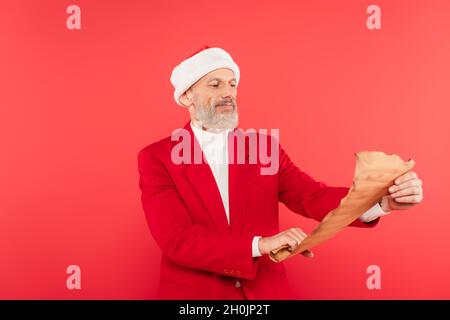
183, 121, 230, 233
228, 128, 255, 236
181, 121, 255, 235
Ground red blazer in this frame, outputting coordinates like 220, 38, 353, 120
137, 121, 379, 300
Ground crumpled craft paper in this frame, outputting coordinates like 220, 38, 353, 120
269, 151, 415, 263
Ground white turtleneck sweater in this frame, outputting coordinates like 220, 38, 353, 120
190, 121, 390, 259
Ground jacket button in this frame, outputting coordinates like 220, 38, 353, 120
236, 271, 241, 276
230, 270, 235, 274
224, 269, 229, 274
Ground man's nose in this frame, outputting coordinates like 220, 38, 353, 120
221, 86, 236, 100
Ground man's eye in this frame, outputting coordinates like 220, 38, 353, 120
210, 84, 219, 87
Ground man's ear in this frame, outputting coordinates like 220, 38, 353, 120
179, 89, 193, 107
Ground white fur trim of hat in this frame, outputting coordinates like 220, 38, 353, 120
170, 46, 240, 106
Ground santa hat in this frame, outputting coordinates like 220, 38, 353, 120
170, 45, 240, 106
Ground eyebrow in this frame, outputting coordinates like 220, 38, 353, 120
207, 77, 236, 83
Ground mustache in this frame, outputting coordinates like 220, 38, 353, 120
215, 99, 235, 107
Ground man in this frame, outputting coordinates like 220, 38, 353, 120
137, 46, 423, 299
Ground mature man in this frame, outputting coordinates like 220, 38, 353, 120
137, 46, 423, 299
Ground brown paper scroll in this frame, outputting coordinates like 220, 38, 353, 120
269, 151, 415, 263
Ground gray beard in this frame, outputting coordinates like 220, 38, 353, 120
194, 103, 239, 131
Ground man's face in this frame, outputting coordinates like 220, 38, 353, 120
183, 68, 238, 130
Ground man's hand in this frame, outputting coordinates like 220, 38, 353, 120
258, 227, 314, 258
380, 171, 423, 212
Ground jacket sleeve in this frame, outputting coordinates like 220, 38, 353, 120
138, 147, 258, 280
277, 146, 379, 228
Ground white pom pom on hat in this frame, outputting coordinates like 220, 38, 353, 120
170, 45, 240, 106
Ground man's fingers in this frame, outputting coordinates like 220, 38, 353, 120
394, 171, 418, 185
286, 227, 307, 241
283, 229, 310, 253
287, 228, 309, 250
390, 186, 422, 198
274, 227, 310, 254
293, 227, 307, 239
394, 195, 423, 203
282, 234, 299, 249
389, 178, 422, 193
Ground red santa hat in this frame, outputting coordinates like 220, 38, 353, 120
170, 45, 240, 106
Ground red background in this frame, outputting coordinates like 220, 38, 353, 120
1, 0, 449, 299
